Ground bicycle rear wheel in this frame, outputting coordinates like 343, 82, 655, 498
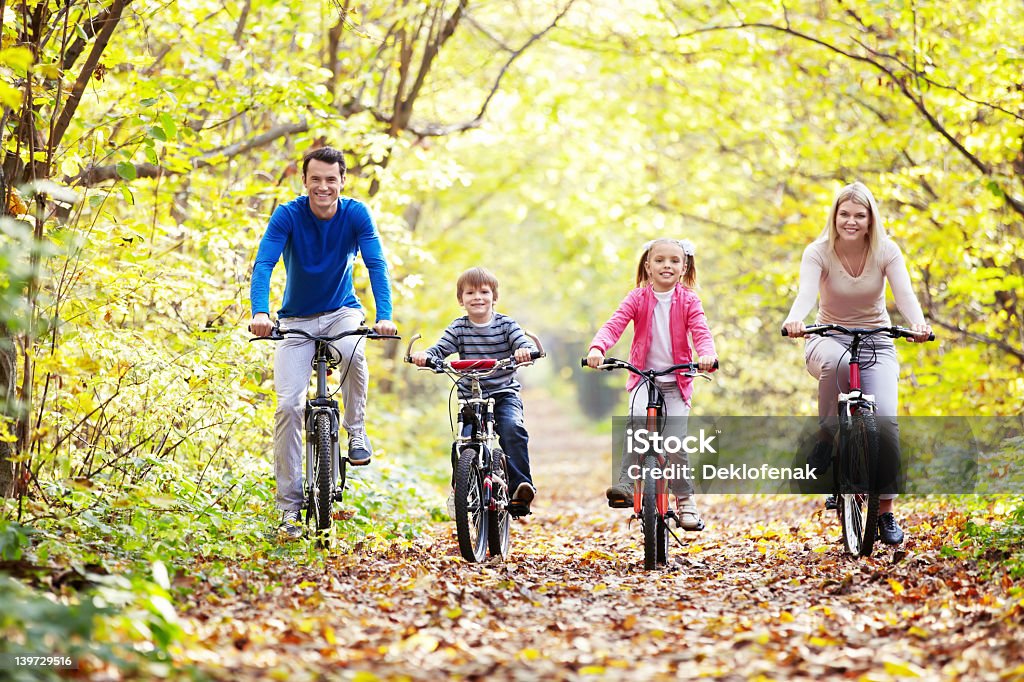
656, 516, 669, 565
455, 446, 488, 562
487, 448, 511, 560
839, 412, 880, 557
641, 455, 659, 570
310, 411, 334, 534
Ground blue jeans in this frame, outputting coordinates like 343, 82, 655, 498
457, 392, 533, 491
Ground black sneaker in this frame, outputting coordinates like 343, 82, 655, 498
807, 440, 833, 478
877, 512, 905, 545
347, 432, 371, 466
508, 482, 536, 518
824, 494, 838, 510
279, 509, 303, 540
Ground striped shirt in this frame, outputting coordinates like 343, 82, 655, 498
425, 313, 537, 398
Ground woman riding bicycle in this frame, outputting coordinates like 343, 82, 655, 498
782, 181, 932, 545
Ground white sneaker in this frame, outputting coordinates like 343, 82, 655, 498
676, 495, 704, 531
446, 490, 456, 520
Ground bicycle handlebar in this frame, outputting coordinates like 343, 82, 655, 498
402, 332, 545, 376
249, 324, 401, 343
781, 324, 934, 342
580, 357, 719, 374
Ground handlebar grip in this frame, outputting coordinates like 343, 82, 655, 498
712, 359, 719, 370
530, 351, 544, 361
927, 332, 935, 342
580, 358, 589, 368
371, 334, 402, 340
781, 328, 789, 337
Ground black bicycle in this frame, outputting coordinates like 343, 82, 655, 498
252, 322, 400, 539
782, 324, 932, 556
581, 357, 718, 569
405, 334, 544, 562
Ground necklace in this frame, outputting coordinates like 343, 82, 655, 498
838, 247, 867, 277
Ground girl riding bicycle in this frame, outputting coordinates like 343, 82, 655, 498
782, 181, 932, 545
586, 238, 718, 530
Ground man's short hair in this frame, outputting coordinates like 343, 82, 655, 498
302, 147, 347, 177
456, 267, 500, 302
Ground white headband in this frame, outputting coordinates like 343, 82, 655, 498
643, 239, 695, 257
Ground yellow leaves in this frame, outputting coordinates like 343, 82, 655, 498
0, 45, 33, 73
889, 579, 906, 596
518, 648, 541, 661
808, 635, 840, 647
6, 187, 27, 215
591, 583, 608, 593
778, 611, 795, 623
579, 548, 615, 561
882, 658, 927, 677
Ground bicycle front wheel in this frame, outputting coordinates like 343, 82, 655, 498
455, 446, 488, 563
310, 411, 334, 534
487, 448, 511, 560
641, 455, 659, 570
839, 412, 880, 557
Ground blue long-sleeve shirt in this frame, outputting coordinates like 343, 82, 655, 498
250, 196, 393, 320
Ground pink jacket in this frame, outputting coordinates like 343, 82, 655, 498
588, 284, 716, 405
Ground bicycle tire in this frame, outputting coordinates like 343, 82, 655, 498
312, 411, 334, 533
455, 446, 488, 562
642, 454, 659, 570
656, 516, 668, 565
487, 448, 511, 560
839, 412, 880, 556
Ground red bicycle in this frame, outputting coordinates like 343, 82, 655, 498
783, 324, 933, 556
581, 357, 717, 569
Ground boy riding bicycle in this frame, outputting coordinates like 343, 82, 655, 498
409, 267, 539, 517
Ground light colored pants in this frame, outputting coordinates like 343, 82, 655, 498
623, 380, 692, 497
274, 307, 367, 511
805, 334, 900, 499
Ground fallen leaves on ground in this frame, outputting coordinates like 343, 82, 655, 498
173, 396, 1024, 680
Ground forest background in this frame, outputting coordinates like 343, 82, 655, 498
0, 0, 1021, 673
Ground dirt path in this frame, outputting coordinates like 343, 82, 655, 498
179, 392, 1022, 680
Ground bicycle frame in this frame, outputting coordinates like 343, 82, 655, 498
405, 333, 544, 562
782, 323, 933, 556
582, 356, 716, 569
251, 322, 400, 536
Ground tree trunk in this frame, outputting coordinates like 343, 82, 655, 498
0, 339, 15, 498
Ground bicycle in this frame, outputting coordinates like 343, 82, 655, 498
581, 357, 718, 570
782, 324, 933, 557
405, 333, 544, 563
251, 321, 400, 540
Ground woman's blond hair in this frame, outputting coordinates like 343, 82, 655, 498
817, 181, 888, 265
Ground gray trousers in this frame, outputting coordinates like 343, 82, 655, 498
274, 307, 367, 511
617, 380, 693, 497
805, 334, 900, 499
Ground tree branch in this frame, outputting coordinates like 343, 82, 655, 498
403, 0, 576, 138
928, 317, 1024, 363
75, 120, 309, 186
51, 0, 130, 151
680, 21, 1024, 219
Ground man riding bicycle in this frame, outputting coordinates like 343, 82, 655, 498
248, 146, 397, 539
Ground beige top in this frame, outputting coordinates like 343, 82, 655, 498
786, 239, 926, 327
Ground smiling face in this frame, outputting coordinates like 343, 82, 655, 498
460, 283, 496, 323
303, 158, 345, 219
834, 199, 871, 245
644, 241, 688, 292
